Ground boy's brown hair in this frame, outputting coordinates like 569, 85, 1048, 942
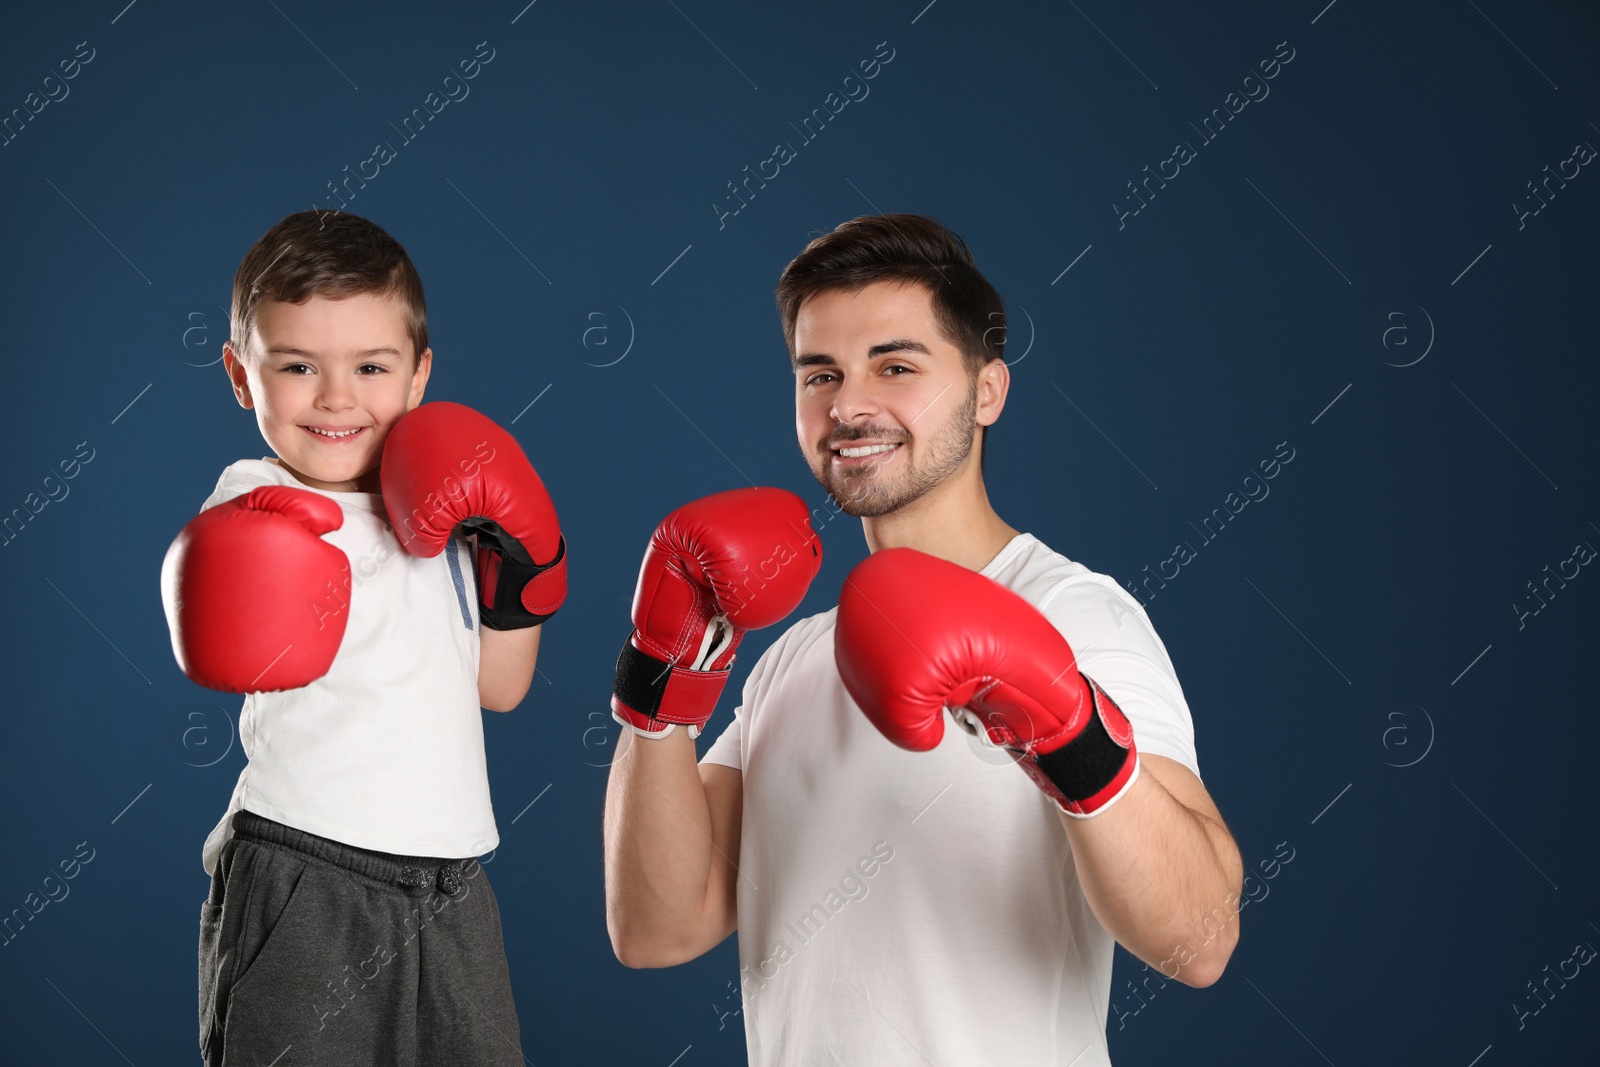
230, 210, 428, 362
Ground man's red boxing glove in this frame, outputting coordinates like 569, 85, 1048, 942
835, 547, 1139, 817
612, 488, 821, 738
160, 486, 352, 693
381, 401, 567, 629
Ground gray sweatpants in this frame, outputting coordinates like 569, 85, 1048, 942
199, 811, 524, 1066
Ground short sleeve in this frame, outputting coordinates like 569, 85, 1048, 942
200, 459, 284, 513
1036, 574, 1201, 779
700, 703, 744, 769
699, 619, 800, 771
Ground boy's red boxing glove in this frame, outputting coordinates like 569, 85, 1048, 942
612, 488, 821, 738
381, 402, 567, 629
160, 486, 352, 692
835, 548, 1140, 817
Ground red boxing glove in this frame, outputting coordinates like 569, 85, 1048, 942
835, 548, 1139, 817
381, 402, 567, 629
612, 488, 821, 738
160, 486, 352, 692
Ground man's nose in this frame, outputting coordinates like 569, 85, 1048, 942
829, 372, 880, 424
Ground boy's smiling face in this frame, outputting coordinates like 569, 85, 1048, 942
223, 292, 432, 493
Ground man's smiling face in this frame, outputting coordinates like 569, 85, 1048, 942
793, 280, 984, 518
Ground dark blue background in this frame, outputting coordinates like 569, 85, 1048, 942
2, 1, 1597, 1063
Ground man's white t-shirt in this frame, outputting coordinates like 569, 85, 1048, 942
197, 459, 498, 875
701, 532, 1200, 1066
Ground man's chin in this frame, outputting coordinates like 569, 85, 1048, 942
811, 457, 915, 517
837, 499, 894, 519
825, 479, 903, 518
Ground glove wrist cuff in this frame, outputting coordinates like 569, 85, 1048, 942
1028, 672, 1139, 817
611, 635, 731, 737
478, 536, 567, 630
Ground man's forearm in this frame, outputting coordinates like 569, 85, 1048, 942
603, 729, 719, 966
1059, 759, 1244, 986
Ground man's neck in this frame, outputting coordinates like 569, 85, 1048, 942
860, 467, 1021, 573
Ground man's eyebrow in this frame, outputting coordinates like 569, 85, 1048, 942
867, 338, 930, 358
792, 338, 931, 369
264, 345, 405, 358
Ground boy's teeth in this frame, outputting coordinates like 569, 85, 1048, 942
310, 427, 360, 438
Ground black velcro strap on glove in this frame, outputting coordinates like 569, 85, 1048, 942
1031, 692, 1132, 803
477, 536, 567, 630
614, 640, 673, 720
611, 637, 730, 733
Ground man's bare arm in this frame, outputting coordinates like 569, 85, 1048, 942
1059, 754, 1243, 987
603, 728, 743, 968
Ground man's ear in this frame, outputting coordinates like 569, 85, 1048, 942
976, 356, 1009, 428
407, 347, 433, 410
222, 341, 253, 410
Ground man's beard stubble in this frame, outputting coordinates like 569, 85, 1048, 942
814, 377, 979, 518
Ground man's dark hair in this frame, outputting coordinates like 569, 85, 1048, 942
231, 210, 428, 363
775, 213, 1006, 463
775, 213, 1006, 373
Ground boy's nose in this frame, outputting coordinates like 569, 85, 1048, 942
316, 377, 356, 410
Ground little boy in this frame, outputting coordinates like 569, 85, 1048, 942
160, 210, 567, 1065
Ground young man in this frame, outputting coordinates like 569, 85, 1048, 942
603, 214, 1242, 1064
162, 210, 567, 1065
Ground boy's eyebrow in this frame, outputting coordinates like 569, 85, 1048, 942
793, 337, 930, 369
265, 345, 406, 358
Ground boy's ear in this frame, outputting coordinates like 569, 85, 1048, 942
407, 347, 433, 410
222, 341, 254, 410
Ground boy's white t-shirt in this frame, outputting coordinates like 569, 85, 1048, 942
701, 532, 1200, 1066
198, 458, 498, 875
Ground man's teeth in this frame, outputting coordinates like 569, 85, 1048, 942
838, 443, 897, 458
309, 427, 361, 438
